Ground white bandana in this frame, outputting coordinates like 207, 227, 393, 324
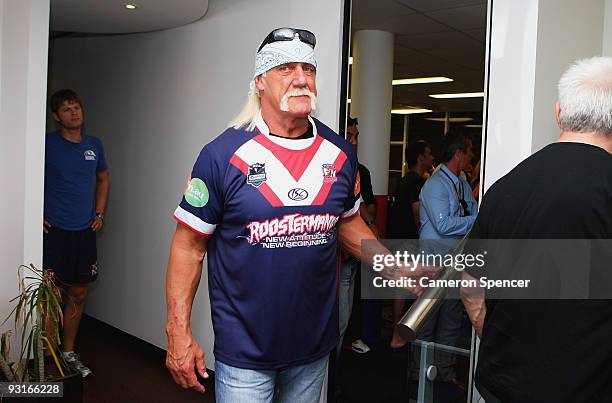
250, 37, 317, 94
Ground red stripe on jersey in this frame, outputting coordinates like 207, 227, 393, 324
230, 153, 285, 207
229, 154, 249, 174
257, 182, 285, 207
253, 133, 324, 182
312, 150, 348, 205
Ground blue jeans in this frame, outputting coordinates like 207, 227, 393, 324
338, 258, 358, 357
215, 356, 328, 403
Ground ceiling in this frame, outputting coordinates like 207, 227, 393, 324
49, 0, 485, 115
50, 0, 209, 34
352, 0, 488, 115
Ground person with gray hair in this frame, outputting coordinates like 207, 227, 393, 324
460, 56, 612, 402
164, 27, 433, 402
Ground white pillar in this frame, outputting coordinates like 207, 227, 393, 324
0, 0, 50, 359
350, 30, 394, 195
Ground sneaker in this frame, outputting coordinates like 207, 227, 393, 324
351, 339, 371, 354
62, 351, 92, 377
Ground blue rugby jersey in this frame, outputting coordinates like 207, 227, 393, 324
174, 114, 360, 369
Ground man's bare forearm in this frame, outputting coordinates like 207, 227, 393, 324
338, 214, 439, 296
460, 271, 487, 337
338, 213, 376, 261
166, 225, 208, 335
95, 171, 109, 214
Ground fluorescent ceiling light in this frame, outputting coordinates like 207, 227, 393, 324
349, 57, 353, 65
426, 117, 474, 123
124, 4, 138, 9
429, 92, 485, 99
392, 77, 453, 86
391, 108, 432, 115
464, 124, 483, 128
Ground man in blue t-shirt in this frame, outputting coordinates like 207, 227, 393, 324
43, 89, 110, 378
164, 28, 435, 402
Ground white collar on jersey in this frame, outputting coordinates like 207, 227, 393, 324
254, 112, 318, 150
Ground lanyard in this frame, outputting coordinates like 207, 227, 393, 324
440, 168, 469, 216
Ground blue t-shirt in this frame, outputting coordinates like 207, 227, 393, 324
44, 131, 108, 230
174, 115, 360, 370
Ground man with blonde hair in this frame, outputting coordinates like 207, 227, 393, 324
461, 56, 612, 402
164, 28, 433, 402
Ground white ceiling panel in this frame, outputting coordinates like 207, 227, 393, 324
397, 31, 481, 50
395, 0, 485, 13
51, 0, 208, 34
353, 12, 451, 36
424, 47, 486, 69
351, 0, 489, 113
425, 4, 487, 30
463, 28, 487, 42
353, 0, 417, 19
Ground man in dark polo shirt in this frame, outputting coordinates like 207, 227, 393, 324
461, 57, 612, 402
388, 140, 434, 348
44, 89, 110, 377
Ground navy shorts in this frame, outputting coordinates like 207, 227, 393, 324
43, 226, 98, 285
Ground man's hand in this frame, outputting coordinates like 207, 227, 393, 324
91, 216, 104, 231
43, 219, 52, 234
166, 330, 208, 393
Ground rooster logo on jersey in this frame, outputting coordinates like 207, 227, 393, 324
247, 162, 267, 188
322, 164, 337, 184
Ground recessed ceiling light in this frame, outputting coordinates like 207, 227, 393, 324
392, 77, 453, 86
124, 4, 138, 10
349, 57, 353, 65
426, 117, 474, 123
429, 92, 485, 99
391, 108, 432, 115
347, 99, 351, 103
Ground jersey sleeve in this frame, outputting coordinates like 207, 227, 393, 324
173, 145, 225, 235
341, 153, 361, 218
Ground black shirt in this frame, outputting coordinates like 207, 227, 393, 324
469, 142, 612, 403
359, 163, 376, 207
387, 171, 425, 238
269, 122, 314, 140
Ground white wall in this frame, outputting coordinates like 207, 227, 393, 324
48, 0, 345, 367
0, 0, 49, 353
604, 0, 612, 55
531, 0, 604, 152
483, 0, 605, 192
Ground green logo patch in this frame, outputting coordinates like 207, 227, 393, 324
185, 178, 209, 207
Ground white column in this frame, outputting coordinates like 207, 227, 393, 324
350, 30, 394, 195
0, 0, 50, 358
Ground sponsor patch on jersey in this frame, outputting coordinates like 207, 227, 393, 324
84, 150, 97, 161
322, 164, 337, 184
185, 177, 209, 207
247, 163, 267, 188
288, 188, 308, 201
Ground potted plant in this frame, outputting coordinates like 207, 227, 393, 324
0, 264, 82, 402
